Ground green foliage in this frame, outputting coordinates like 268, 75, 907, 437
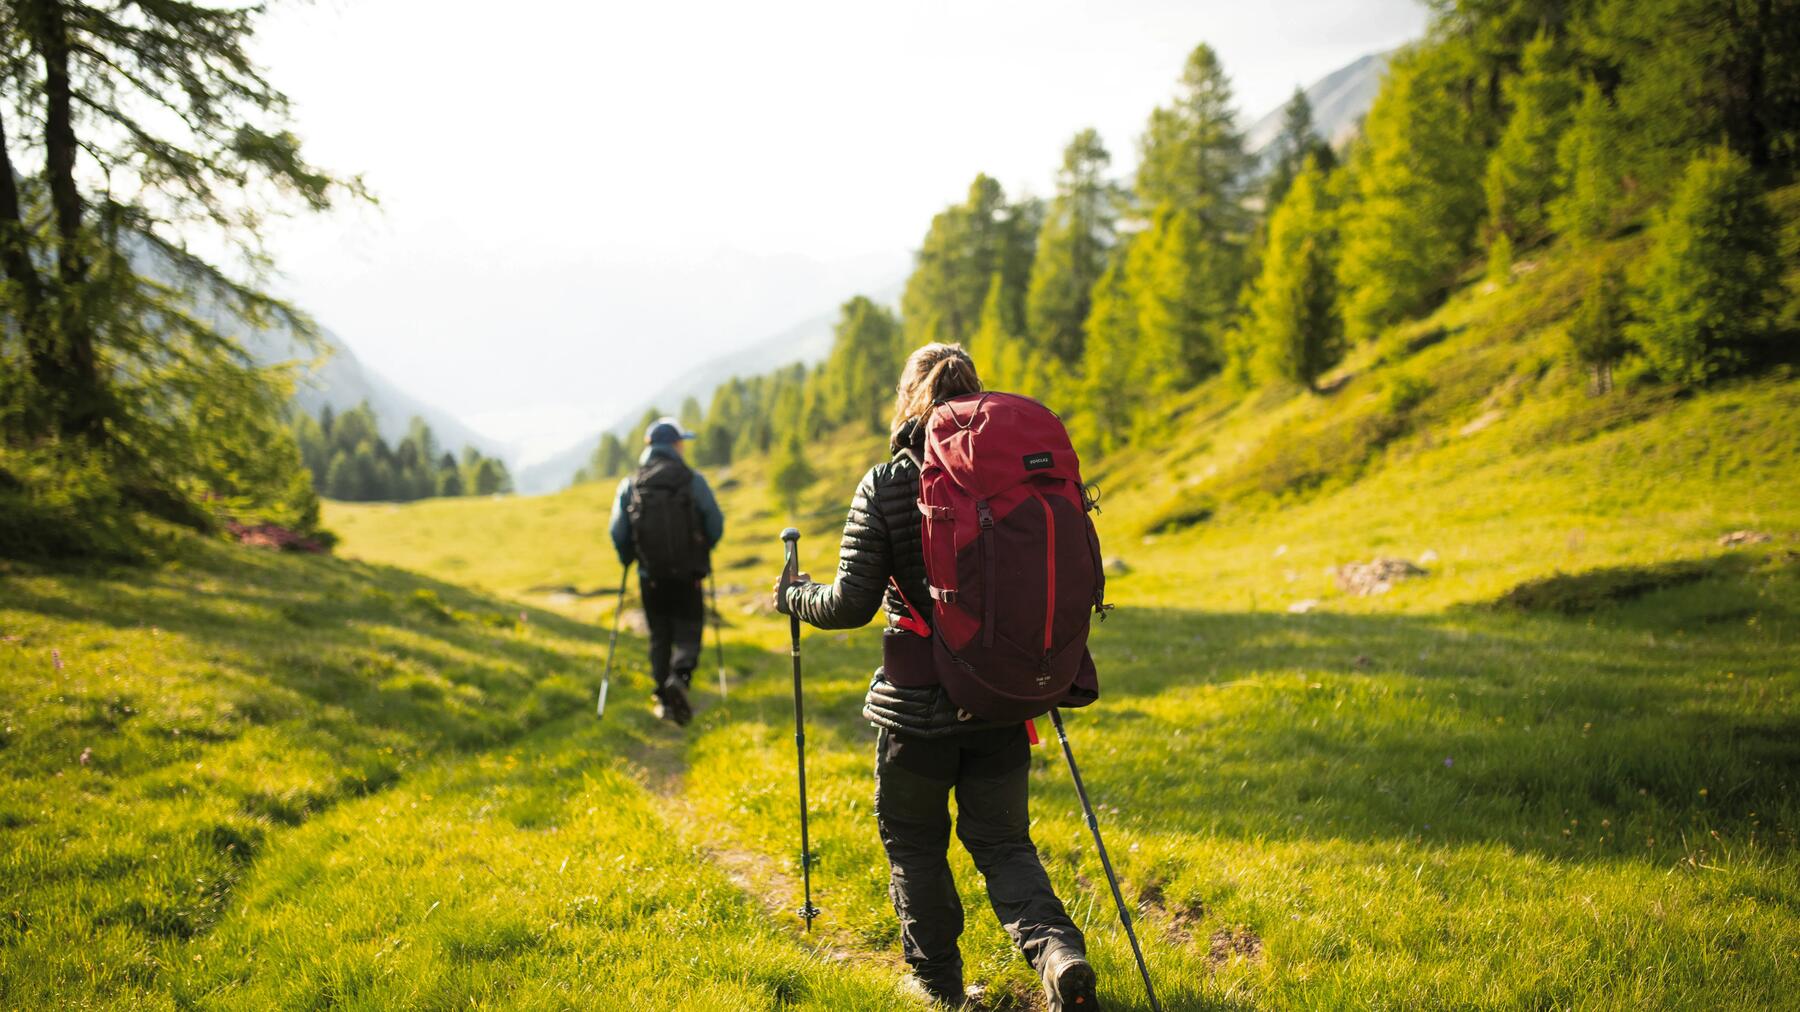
768, 436, 816, 518
1485, 232, 1515, 287
1244, 159, 1343, 390
0, 0, 361, 556
1024, 129, 1119, 365
624, 408, 662, 456
900, 175, 1038, 349
1576, 0, 1800, 192
1264, 87, 1338, 210
0, 446, 142, 562
295, 403, 504, 502
1549, 84, 1626, 241
1135, 204, 1240, 386
576, 432, 630, 482
1127, 42, 1251, 390
821, 296, 903, 433
1135, 43, 1252, 234
1630, 147, 1783, 384
1568, 266, 1633, 392
1078, 260, 1138, 455
1337, 44, 1488, 344
1484, 32, 1579, 245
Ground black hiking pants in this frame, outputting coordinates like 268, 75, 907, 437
639, 574, 704, 691
874, 724, 1085, 993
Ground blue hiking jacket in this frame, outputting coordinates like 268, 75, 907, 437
609, 444, 725, 566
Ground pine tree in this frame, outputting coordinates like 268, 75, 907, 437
471, 458, 511, 496
436, 458, 465, 497
1629, 146, 1781, 384
1136, 43, 1252, 232
1548, 84, 1626, 242
626, 408, 662, 456
1245, 159, 1342, 391
678, 396, 704, 435
325, 452, 354, 501
1130, 43, 1252, 379
1072, 259, 1130, 453
1484, 32, 1579, 246
1131, 206, 1227, 384
1024, 129, 1119, 365
1337, 45, 1488, 343
1576, 0, 1800, 190
901, 176, 1037, 349
769, 435, 816, 519
595, 433, 628, 478
1265, 87, 1337, 210
1568, 266, 1632, 394
823, 296, 903, 432
969, 275, 1017, 388
0, 0, 358, 450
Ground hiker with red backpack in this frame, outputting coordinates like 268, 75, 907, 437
610, 417, 725, 726
774, 344, 1108, 1010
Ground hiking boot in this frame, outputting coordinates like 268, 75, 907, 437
897, 973, 964, 1008
1042, 948, 1099, 1010
652, 683, 692, 726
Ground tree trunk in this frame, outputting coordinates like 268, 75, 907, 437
35, 0, 108, 442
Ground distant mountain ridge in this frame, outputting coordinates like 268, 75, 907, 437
1243, 50, 1391, 167
239, 319, 510, 461
512, 301, 853, 493
515, 50, 1397, 494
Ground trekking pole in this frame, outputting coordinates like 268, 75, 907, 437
781, 527, 819, 931
596, 564, 630, 719
1049, 707, 1160, 1012
710, 571, 727, 699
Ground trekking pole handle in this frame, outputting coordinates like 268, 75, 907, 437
781, 526, 800, 577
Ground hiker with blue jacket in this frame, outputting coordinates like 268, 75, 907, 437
610, 417, 724, 726
774, 345, 1098, 1011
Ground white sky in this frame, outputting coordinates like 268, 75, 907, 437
254, 0, 1426, 462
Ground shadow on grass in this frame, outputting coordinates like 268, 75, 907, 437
705, 550, 1800, 872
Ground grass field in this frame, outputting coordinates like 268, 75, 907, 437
6, 226, 1800, 1008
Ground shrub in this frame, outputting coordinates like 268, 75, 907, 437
1630, 147, 1782, 384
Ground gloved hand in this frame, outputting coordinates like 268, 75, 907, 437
773, 571, 811, 615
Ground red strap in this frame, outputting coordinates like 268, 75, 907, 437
1030, 490, 1056, 653
888, 577, 931, 638
1025, 719, 1040, 746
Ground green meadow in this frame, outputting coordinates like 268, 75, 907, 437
7, 222, 1797, 1009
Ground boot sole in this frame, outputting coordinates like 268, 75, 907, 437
1053, 960, 1098, 1009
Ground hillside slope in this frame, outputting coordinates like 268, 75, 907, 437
7, 205, 1797, 1008
317, 222, 1800, 1007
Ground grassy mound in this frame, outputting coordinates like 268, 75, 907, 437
0, 535, 912, 1009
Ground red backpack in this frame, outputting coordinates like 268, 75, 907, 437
915, 392, 1105, 721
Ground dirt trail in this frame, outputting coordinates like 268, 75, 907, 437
615, 707, 888, 973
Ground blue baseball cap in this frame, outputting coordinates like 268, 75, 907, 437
645, 417, 695, 445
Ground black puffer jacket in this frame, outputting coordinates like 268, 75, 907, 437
787, 422, 1004, 737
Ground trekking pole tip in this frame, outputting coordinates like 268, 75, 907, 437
781, 527, 800, 542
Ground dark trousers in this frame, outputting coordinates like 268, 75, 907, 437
874, 724, 1085, 992
639, 575, 704, 691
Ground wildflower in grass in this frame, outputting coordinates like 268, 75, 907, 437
52, 649, 63, 672
1443, 756, 1453, 767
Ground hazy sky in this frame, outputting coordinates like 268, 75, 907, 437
254, 0, 1427, 462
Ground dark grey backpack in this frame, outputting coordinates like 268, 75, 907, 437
627, 455, 709, 582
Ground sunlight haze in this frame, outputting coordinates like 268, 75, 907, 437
256, 0, 1427, 462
